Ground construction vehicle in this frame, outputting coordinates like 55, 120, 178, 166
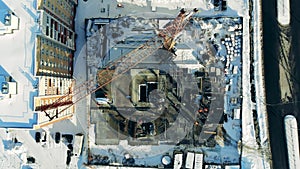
39, 8, 199, 122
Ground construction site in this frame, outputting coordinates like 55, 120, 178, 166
0, 0, 274, 168
84, 8, 243, 167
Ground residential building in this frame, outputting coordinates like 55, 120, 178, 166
33, 0, 77, 128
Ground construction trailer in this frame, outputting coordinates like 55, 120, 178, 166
73, 133, 84, 157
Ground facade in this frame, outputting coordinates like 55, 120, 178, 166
34, 0, 77, 128
35, 36, 73, 77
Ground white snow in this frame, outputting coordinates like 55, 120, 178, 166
0, 128, 70, 169
241, 0, 272, 168
89, 140, 175, 166
0, 0, 89, 167
0, 0, 38, 127
118, 0, 147, 7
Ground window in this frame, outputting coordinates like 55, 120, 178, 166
50, 28, 53, 38
46, 16, 49, 25
46, 26, 49, 36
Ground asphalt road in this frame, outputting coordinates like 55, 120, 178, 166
262, 0, 300, 169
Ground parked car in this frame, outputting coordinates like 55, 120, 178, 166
41, 131, 47, 142
62, 134, 73, 143
35, 132, 41, 143
27, 157, 35, 164
55, 132, 60, 144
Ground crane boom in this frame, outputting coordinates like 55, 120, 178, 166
40, 8, 198, 121
159, 8, 198, 50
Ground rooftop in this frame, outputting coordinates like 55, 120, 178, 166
0, 0, 38, 128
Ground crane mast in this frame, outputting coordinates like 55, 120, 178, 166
39, 8, 198, 121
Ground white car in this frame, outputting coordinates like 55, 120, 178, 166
94, 98, 112, 105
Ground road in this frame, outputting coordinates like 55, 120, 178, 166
262, 0, 300, 169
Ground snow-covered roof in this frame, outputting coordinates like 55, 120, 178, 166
173, 44, 204, 71
277, 0, 290, 25
0, 0, 37, 128
225, 165, 240, 169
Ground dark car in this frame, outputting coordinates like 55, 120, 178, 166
221, 0, 227, 11
213, 0, 221, 11
41, 131, 47, 142
55, 132, 60, 144
67, 144, 73, 151
35, 132, 41, 143
62, 134, 73, 143
27, 157, 35, 164
66, 150, 71, 165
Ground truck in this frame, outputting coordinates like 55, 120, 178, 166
185, 151, 195, 169
173, 151, 183, 169
194, 153, 204, 169
73, 133, 84, 157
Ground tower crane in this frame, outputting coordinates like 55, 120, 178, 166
38, 8, 199, 122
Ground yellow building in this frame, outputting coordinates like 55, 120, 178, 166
37, 0, 77, 29
35, 36, 73, 78
34, 0, 77, 128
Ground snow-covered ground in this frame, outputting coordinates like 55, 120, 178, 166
0, 0, 87, 168
0, 128, 69, 169
241, 0, 272, 168
0, 0, 38, 127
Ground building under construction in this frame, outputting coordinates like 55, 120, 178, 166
84, 12, 245, 166
92, 37, 200, 145
89, 26, 217, 148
